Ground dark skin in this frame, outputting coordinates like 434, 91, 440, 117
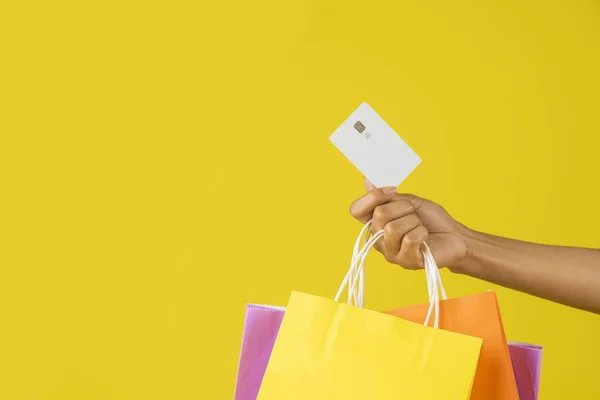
350, 178, 600, 314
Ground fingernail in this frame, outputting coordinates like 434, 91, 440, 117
382, 186, 397, 195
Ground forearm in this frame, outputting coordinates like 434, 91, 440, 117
455, 228, 600, 313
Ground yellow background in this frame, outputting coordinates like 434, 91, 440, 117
1, 0, 599, 399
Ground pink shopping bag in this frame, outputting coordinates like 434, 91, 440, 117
233, 304, 285, 400
508, 341, 543, 400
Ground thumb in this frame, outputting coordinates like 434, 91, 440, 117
391, 193, 425, 210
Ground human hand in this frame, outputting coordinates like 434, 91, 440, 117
349, 178, 471, 270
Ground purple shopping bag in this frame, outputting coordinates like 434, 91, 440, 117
233, 304, 285, 400
233, 305, 543, 400
508, 341, 543, 400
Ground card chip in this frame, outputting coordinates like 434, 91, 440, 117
353, 121, 366, 133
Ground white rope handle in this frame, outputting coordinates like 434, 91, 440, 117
351, 222, 373, 306
334, 221, 381, 307
422, 243, 443, 328
422, 244, 448, 302
335, 222, 445, 328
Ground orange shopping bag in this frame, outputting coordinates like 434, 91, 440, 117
385, 245, 519, 400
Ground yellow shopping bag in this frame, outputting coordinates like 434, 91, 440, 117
258, 229, 483, 400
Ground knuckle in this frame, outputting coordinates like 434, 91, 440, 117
393, 254, 405, 266
372, 207, 386, 222
392, 254, 405, 266
372, 241, 383, 251
349, 201, 361, 218
398, 257, 418, 270
403, 233, 418, 246
383, 222, 396, 237
383, 250, 395, 263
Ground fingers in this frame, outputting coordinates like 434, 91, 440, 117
350, 183, 430, 269
398, 225, 429, 269
371, 200, 415, 233
359, 199, 426, 268
349, 186, 397, 223
381, 214, 421, 261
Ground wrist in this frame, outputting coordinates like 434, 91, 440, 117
452, 224, 484, 275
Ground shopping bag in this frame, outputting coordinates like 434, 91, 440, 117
233, 309, 543, 400
257, 229, 482, 400
508, 341, 543, 400
385, 246, 519, 400
233, 304, 285, 400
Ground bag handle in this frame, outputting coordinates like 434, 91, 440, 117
421, 243, 445, 328
334, 222, 445, 328
422, 244, 448, 302
334, 221, 382, 308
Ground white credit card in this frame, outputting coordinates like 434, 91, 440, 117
329, 102, 421, 188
